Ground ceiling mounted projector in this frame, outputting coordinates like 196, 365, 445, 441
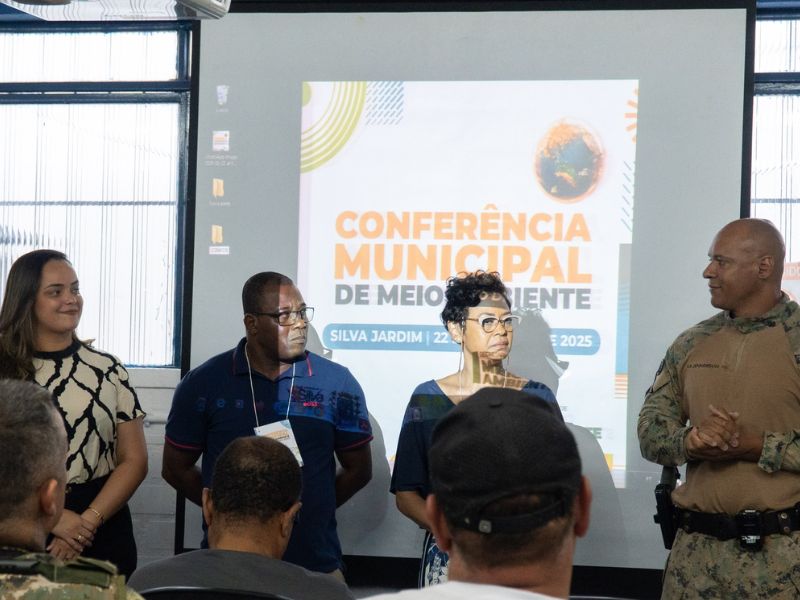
0, 0, 229, 20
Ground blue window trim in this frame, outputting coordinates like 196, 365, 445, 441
0, 93, 185, 105
0, 82, 190, 94
758, 0, 800, 18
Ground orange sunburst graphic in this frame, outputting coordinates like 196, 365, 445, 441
624, 88, 638, 143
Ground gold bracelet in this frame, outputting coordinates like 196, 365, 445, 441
87, 505, 105, 525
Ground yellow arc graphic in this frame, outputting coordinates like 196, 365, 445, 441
301, 82, 366, 173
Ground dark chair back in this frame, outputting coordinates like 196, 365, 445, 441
570, 596, 639, 600
140, 587, 293, 600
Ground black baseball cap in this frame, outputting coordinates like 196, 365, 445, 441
429, 387, 581, 535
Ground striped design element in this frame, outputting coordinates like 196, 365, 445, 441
615, 373, 628, 399
300, 81, 366, 173
620, 160, 634, 233
365, 81, 404, 125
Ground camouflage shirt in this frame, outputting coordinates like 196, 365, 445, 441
638, 295, 800, 475
0, 548, 143, 599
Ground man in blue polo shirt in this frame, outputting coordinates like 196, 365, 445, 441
162, 271, 373, 576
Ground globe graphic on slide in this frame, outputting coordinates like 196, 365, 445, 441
534, 121, 604, 202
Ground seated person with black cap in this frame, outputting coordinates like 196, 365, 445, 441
372, 387, 591, 600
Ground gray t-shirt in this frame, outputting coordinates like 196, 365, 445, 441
128, 549, 354, 600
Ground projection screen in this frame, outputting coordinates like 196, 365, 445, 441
188, 1, 754, 569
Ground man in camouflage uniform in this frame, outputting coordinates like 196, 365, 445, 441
638, 218, 800, 599
0, 379, 141, 599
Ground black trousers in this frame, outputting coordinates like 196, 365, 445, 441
60, 474, 138, 578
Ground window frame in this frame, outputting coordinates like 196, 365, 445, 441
0, 21, 197, 367
752, 10, 800, 211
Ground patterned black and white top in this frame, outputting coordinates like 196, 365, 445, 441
34, 340, 145, 485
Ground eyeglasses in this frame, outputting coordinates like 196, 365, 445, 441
465, 315, 521, 333
252, 307, 314, 326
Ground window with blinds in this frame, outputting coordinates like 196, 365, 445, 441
0, 25, 190, 366
752, 18, 800, 267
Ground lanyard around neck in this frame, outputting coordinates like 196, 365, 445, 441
244, 342, 295, 427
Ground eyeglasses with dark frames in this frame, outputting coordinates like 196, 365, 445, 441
251, 306, 314, 326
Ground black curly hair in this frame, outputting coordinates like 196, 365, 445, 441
440, 271, 511, 328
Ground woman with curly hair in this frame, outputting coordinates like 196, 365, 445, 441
0, 249, 147, 577
390, 271, 560, 587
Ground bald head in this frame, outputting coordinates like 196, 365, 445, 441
717, 219, 785, 282
718, 217, 783, 244
703, 218, 785, 317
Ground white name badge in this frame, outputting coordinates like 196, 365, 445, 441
254, 420, 304, 467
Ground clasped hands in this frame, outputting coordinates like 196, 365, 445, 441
685, 404, 760, 461
47, 509, 99, 561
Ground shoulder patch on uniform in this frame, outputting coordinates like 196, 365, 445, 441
646, 359, 668, 395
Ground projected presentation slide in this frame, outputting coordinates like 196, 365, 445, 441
192, 3, 752, 566
298, 79, 637, 474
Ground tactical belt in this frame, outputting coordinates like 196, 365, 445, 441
677, 506, 800, 540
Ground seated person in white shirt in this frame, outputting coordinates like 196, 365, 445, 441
372, 387, 591, 600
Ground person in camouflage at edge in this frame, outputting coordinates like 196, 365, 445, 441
0, 379, 141, 599
638, 219, 800, 599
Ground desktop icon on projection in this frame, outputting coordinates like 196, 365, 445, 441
212, 178, 225, 198
209, 225, 230, 255
212, 131, 230, 152
217, 85, 229, 106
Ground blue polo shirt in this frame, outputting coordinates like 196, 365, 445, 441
165, 338, 372, 572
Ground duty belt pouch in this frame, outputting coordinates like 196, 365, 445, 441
736, 509, 763, 550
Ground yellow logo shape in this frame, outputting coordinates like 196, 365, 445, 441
301, 82, 367, 173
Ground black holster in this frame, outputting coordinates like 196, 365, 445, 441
654, 466, 680, 549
